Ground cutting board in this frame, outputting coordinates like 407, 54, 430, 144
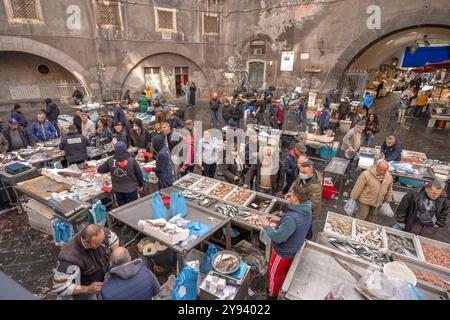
17, 176, 67, 201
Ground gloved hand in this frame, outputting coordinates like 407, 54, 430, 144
144, 167, 153, 172
143, 151, 154, 159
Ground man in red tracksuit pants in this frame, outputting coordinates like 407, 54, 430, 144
261, 185, 312, 299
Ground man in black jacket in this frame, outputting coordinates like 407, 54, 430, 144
72, 87, 84, 105
396, 181, 448, 238
380, 136, 402, 162
1, 118, 34, 151
42, 98, 61, 137
167, 111, 184, 130
231, 102, 242, 128
114, 101, 127, 126
222, 99, 233, 126
112, 122, 130, 147
59, 125, 91, 165
160, 122, 179, 152
73, 108, 83, 134
97, 141, 144, 206
255, 95, 266, 125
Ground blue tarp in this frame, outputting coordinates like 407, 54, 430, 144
402, 46, 450, 68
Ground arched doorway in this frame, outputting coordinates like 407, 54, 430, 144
247, 60, 266, 89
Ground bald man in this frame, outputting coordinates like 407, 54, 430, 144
52, 224, 119, 300
350, 160, 393, 221
100, 247, 160, 300
209, 92, 221, 127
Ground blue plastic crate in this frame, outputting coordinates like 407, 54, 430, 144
320, 146, 337, 160
398, 177, 424, 188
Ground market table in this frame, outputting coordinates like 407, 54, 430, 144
390, 163, 436, 189
108, 190, 231, 273
0, 166, 40, 213
426, 112, 450, 135
322, 157, 350, 199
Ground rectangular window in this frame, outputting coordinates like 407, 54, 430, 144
154, 7, 177, 33
250, 40, 266, 56
3, 0, 43, 24
203, 13, 219, 36
94, 0, 122, 29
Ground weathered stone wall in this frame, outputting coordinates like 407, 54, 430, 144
0, 0, 448, 102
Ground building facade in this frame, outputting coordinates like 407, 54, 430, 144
0, 0, 449, 107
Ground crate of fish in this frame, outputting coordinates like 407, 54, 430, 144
190, 177, 220, 194
324, 212, 354, 240
265, 199, 289, 216
417, 236, 450, 272
215, 203, 241, 218
173, 174, 202, 189
224, 188, 255, 206
352, 220, 385, 249
181, 189, 217, 208
246, 194, 273, 212
208, 183, 235, 199
383, 227, 423, 261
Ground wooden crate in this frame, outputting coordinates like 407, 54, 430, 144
24, 199, 55, 235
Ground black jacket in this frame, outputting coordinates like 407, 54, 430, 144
245, 162, 279, 195
380, 140, 402, 162
97, 152, 143, 193
209, 98, 221, 111
222, 162, 245, 185
231, 104, 242, 121
42, 102, 60, 121
396, 187, 449, 231
73, 115, 82, 134
130, 128, 150, 149
112, 128, 130, 147
114, 106, 126, 125
10, 109, 27, 127
59, 132, 91, 163
168, 116, 184, 130
1, 127, 34, 151
222, 105, 233, 121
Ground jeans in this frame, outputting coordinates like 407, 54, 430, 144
397, 108, 407, 123
115, 190, 138, 206
202, 163, 217, 178
181, 165, 195, 176
224, 118, 233, 126
210, 110, 219, 125
295, 111, 303, 126
363, 134, 375, 148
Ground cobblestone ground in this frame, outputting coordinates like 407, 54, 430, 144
1, 92, 449, 299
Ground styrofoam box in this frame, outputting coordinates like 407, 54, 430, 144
140, 219, 190, 245
24, 199, 55, 235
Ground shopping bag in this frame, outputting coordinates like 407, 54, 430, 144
379, 202, 394, 218
150, 192, 168, 220
170, 191, 187, 218
200, 244, 219, 275
172, 265, 199, 300
344, 198, 357, 216
88, 200, 107, 226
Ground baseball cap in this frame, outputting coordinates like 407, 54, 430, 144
8, 118, 18, 125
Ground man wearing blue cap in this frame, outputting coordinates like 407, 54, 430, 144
1, 118, 34, 151
97, 141, 144, 206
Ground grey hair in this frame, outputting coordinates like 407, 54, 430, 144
426, 180, 444, 190
376, 159, 389, 167
81, 224, 103, 242
299, 160, 314, 168
161, 122, 170, 128
110, 247, 130, 267
386, 135, 396, 140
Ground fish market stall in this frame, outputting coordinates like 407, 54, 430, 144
108, 189, 232, 272
426, 104, 450, 135
358, 147, 380, 169
389, 161, 435, 189
279, 240, 448, 300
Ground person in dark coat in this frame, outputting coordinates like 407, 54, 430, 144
362, 113, 379, 148
92, 118, 112, 148
97, 141, 143, 206
10, 104, 27, 128
112, 122, 130, 147
283, 143, 307, 193
2, 118, 34, 151
396, 181, 448, 238
145, 134, 173, 189
59, 125, 90, 165
380, 136, 402, 162
222, 143, 246, 185
189, 82, 196, 105
261, 185, 312, 299
231, 102, 242, 128
317, 103, 331, 134
167, 111, 184, 130
129, 119, 150, 149
124, 112, 134, 134
122, 90, 132, 105
160, 122, 180, 152
100, 247, 160, 300
338, 97, 351, 120
209, 92, 221, 127
255, 95, 266, 126
271, 104, 285, 130
72, 87, 84, 105
73, 108, 83, 134
42, 98, 61, 137
222, 99, 233, 126
114, 101, 127, 126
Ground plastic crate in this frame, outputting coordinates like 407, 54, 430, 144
320, 146, 337, 160
398, 177, 424, 188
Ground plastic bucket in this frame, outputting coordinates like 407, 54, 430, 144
320, 146, 337, 160
322, 185, 337, 200
383, 262, 417, 286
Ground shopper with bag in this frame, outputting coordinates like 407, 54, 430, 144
350, 160, 393, 222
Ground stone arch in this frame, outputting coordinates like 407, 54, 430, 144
324, 6, 450, 91
0, 35, 94, 96
112, 43, 211, 91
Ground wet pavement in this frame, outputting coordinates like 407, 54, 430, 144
1, 92, 449, 299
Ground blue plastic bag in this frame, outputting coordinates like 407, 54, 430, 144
170, 191, 187, 218
88, 200, 106, 226
150, 192, 168, 220
185, 221, 212, 238
52, 220, 73, 246
200, 244, 219, 275
172, 265, 199, 300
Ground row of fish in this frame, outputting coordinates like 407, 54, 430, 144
387, 234, 417, 258
354, 225, 384, 248
177, 176, 201, 188
182, 189, 216, 207
191, 178, 217, 192
215, 204, 242, 217
328, 237, 389, 266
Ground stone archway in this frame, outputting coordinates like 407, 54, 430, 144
0, 35, 94, 96
324, 7, 450, 92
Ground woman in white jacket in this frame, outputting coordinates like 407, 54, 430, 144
196, 130, 224, 178
81, 113, 96, 139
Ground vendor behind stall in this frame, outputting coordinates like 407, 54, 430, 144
129, 119, 150, 149
59, 124, 91, 165
97, 141, 143, 206
30, 113, 57, 142
396, 180, 448, 238
52, 224, 119, 300
261, 185, 312, 299
380, 135, 402, 162
1, 118, 34, 151
143, 135, 172, 189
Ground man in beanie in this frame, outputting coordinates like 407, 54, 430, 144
143, 135, 172, 189
59, 124, 91, 165
1, 118, 34, 151
129, 118, 150, 149
10, 104, 27, 128
97, 141, 144, 206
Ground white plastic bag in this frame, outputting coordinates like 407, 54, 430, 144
379, 202, 394, 218
344, 198, 357, 216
